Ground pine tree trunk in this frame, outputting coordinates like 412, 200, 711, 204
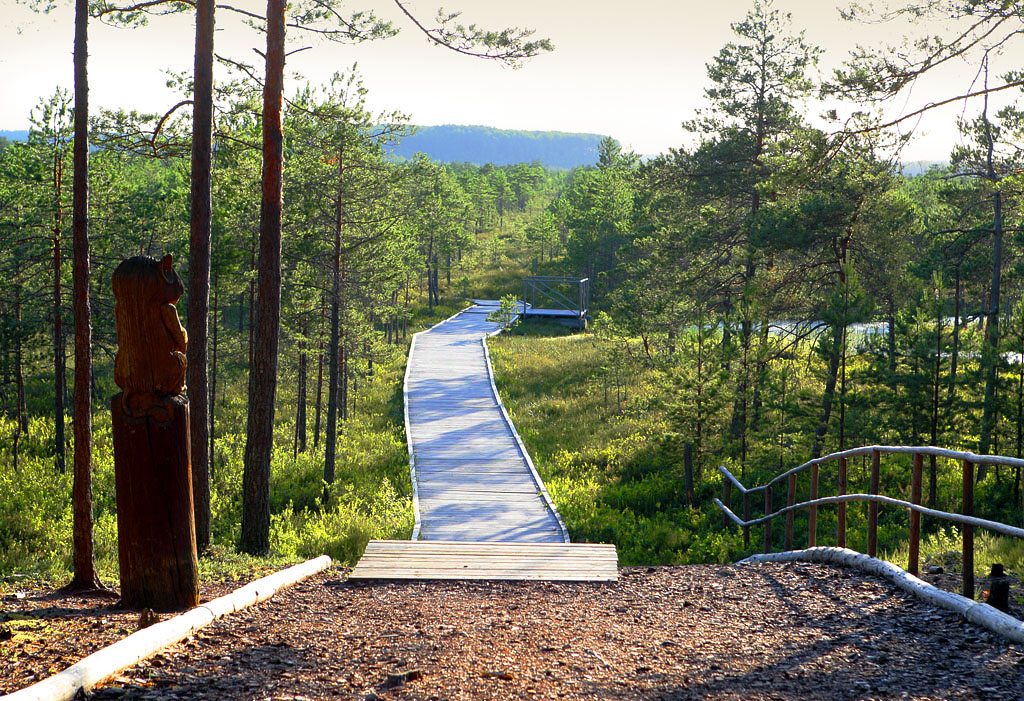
187, 0, 215, 553
948, 267, 961, 406
324, 299, 339, 489
340, 335, 349, 423
248, 241, 256, 367
884, 294, 896, 387
70, 0, 99, 589
979, 191, 1003, 479
324, 142, 346, 489
14, 271, 24, 473
811, 327, 843, 460
53, 162, 67, 474
930, 298, 942, 507
313, 296, 325, 449
209, 278, 218, 479
295, 318, 307, 455
240, 0, 285, 556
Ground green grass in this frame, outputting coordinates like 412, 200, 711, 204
884, 526, 1024, 585
488, 323, 746, 565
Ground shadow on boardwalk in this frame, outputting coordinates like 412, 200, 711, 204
406, 305, 567, 542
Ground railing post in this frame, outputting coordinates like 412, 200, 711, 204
743, 491, 751, 548
908, 452, 923, 576
868, 448, 880, 558
837, 456, 847, 548
763, 485, 773, 553
963, 459, 975, 599
784, 473, 796, 550
723, 477, 732, 529
808, 462, 820, 547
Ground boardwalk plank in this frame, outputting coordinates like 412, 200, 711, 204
350, 540, 617, 581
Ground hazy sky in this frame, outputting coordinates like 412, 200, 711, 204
1, 0, 1005, 161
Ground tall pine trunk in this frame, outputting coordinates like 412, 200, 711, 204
811, 328, 843, 460
14, 269, 24, 473
187, 0, 215, 552
324, 142, 345, 492
947, 267, 961, 406
240, 0, 285, 555
313, 295, 325, 449
70, 0, 99, 589
294, 318, 307, 457
930, 297, 943, 507
209, 276, 218, 479
979, 190, 1003, 465
52, 151, 66, 473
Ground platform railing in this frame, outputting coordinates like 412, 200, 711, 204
714, 446, 1024, 599
522, 276, 589, 318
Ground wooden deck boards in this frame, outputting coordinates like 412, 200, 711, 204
349, 540, 618, 581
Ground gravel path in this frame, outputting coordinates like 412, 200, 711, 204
5, 562, 1020, 700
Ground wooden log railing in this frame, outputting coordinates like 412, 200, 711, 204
714, 445, 1024, 600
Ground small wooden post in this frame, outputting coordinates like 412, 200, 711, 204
743, 491, 751, 548
908, 452, 923, 576
111, 255, 199, 611
723, 477, 732, 529
963, 459, 975, 599
837, 457, 847, 548
809, 463, 819, 547
868, 449, 880, 558
784, 473, 796, 550
763, 485, 773, 553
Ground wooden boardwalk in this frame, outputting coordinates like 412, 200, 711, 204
404, 303, 569, 543
349, 303, 617, 582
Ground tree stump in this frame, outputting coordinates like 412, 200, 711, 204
111, 255, 199, 611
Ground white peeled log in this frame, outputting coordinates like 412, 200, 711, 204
741, 547, 1023, 643
2, 555, 332, 701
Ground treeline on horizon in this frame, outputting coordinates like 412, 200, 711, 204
1, 126, 609, 170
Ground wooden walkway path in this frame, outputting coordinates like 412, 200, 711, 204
350, 303, 617, 582
403, 303, 569, 543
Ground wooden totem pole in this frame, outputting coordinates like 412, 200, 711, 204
111, 254, 200, 610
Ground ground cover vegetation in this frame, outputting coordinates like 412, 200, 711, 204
3, 0, 1024, 593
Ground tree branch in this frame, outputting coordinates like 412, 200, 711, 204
391, 0, 551, 66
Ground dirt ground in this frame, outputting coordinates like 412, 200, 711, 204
3, 562, 1024, 700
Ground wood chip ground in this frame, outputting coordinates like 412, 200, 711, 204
4, 563, 1024, 699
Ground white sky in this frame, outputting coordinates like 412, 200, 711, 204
0, 0, 1011, 161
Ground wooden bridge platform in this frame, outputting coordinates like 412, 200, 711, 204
350, 540, 618, 581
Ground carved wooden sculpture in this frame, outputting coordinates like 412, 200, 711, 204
113, 254, 188, 419
111, 254, 199, 610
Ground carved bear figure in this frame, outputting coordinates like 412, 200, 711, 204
112, 254, 188, 418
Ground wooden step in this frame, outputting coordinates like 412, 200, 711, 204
349, 540, 618, 582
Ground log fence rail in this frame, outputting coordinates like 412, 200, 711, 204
715, 445, 1024, 599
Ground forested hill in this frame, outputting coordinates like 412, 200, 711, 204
0, 130, 29, 144
389, 125, 607, 168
